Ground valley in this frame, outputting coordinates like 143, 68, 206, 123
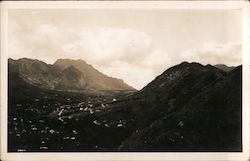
9, 89, 134, 151
8, 59, 242, 152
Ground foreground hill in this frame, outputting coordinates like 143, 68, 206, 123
118, 64, 241, 151
8, 61, 241, 151
8, 58, 135, 92
92, 62, 242, 151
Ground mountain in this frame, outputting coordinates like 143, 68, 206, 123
214, 64, 235, 72
118, 65, 241, 151
8, 58, 135, 92
8, 61, 242, 151
90, 62, 241, 151
54, 59, 135, 91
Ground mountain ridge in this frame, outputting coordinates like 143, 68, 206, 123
8, 58, 136, 92
91, 62, 242, 151
214, 64, 235, 72
8, 60, 242, 151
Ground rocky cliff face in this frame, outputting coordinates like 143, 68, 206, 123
54, 59, 135, 91
8, 58, 135, 92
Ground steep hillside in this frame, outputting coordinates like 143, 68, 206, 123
54, 59, 135, 91
8, 58, 135, 92
91, 62, 242, 151
118, 66, 241, 151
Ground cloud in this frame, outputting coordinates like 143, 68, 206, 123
8, 24, 77, 63
9, 24, 172, 89
62, 27, 171, 89
62, 27, 153, 66
8, 9, 242, 90
8, 23, 241, 90
181, 42, 242, 66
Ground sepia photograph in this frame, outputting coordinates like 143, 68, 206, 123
0, 1, 249, 161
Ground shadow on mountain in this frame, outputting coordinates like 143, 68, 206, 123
8, 59, 242, 152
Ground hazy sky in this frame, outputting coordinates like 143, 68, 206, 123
8, 9, 242, 89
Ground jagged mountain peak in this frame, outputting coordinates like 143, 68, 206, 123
8, 57, 135, 92
54, 58, 135, 90
9, 57, 46, 64
8, 58, 56, 76
54, 58, 88, 67
214, 64, 235, 72
140, 61, 226, 94
163, 62, 206, 74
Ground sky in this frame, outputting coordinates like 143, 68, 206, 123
8, 9, 242, 90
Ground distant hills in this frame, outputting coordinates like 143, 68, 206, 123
214, 64, 235, 72
8, 58, 135, 93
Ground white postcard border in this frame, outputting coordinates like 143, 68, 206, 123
0, 1, 249, 161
